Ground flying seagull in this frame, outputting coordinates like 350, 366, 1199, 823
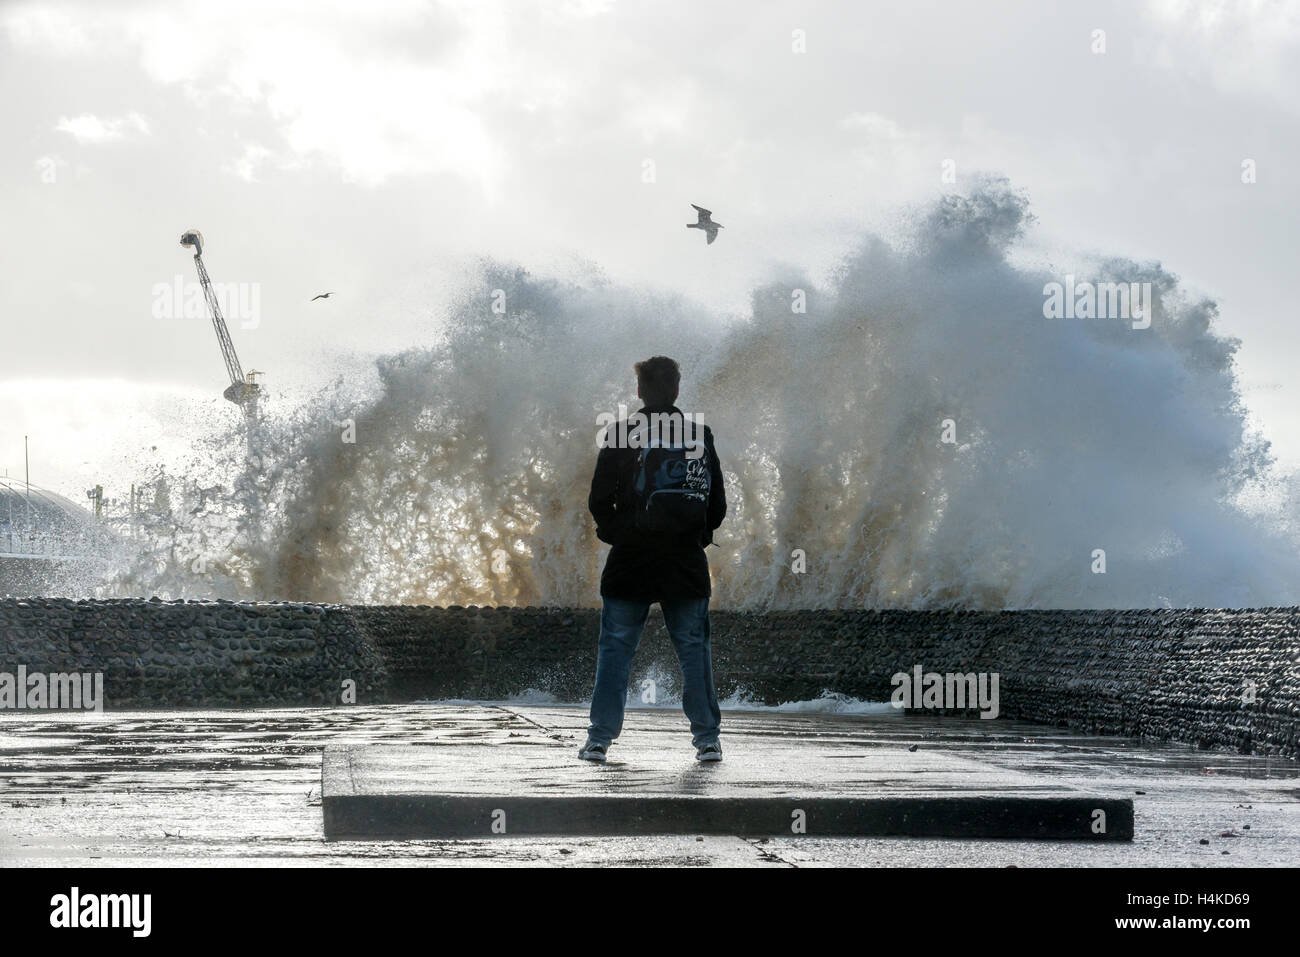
311, 292, 333, 301
687, 204, 723, 244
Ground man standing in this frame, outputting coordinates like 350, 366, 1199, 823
582, 356, 727, 763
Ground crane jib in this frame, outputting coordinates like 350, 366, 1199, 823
181, 229, 260, 415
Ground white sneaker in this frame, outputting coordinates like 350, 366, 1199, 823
578, 739, 608, 762
695, 742, 723, 762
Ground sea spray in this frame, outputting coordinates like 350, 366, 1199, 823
101, 179, 1300, 609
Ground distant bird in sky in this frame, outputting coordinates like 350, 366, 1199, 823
311, 292, 333, 301
687, 204, 723, 245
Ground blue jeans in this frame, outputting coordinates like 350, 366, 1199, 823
587, 597, 721, 748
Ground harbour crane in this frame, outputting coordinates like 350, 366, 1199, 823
179, 230, 262, 416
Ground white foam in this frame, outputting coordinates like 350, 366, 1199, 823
420, 691, 896, 715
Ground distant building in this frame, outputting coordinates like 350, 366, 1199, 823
0, 478, 105, 596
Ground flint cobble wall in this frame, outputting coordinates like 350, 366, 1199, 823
2, 600, 1296, 756
0, 598, 387, 709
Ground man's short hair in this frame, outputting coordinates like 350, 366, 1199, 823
635, 356, 681, 408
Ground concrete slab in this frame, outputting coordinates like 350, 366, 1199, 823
320, 739, 1134, 840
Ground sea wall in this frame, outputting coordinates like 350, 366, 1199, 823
0, 598, 387, 709
2, 600, 1297, 757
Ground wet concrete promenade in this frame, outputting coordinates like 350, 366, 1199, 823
1, 704, 1297, 866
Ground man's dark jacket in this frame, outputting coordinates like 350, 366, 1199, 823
588, 404, 726, 601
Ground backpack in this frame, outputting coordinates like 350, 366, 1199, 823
631, 426, 711, 534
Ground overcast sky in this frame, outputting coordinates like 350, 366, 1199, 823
2, 0, 1299, 498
